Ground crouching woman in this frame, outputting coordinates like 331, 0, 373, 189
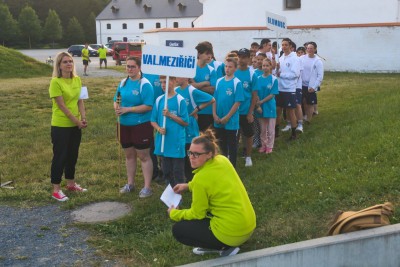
168, 129, 256, 257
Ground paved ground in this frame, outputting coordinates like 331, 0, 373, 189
19, 49, 125, 78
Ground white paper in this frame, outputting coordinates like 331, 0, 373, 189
160, 184, 182, 208
79, 86, 89, 99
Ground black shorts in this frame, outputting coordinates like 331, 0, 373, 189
276, 91, 297, 109
118, 122, 153, 149
239, 115, 254, 137
302, 86, 318, 105
83, 60, 89, 66
295, 88, 302, 105
100, 58, 107, 64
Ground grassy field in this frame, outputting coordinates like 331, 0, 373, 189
0, 52, 399, 266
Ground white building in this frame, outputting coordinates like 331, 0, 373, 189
96, 0, 202, 44
97, 0, 400, 72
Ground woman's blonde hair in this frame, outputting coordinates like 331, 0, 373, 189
192, 128, 219, 158
52, 52, 77, 78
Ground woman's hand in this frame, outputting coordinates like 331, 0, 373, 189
173, 183, 189, 194
167, 205, 176, 215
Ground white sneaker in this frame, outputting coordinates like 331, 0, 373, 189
245, 157, 253, 167
192, 247, 221, 255
281, 124, 291, 132
296, 124, 303, 133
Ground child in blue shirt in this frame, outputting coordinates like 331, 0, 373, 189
212, 57, 245, 167
255, 58, 279, 154
175, 77, 215, 181
151, 76, 189, 187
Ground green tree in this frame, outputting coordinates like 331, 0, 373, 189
43, 9, 62, 47
18, 5, 42, 48
0, 4, 19, 46
85, 12, 97, 43
64, 17, 84, 45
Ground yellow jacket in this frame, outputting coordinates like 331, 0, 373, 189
170, 155, 256, 246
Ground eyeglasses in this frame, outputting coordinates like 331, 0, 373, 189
187, 150, 208, 158
62, 60, 73, 64
126, 65, 136, 69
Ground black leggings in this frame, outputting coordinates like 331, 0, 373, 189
51, 126, 81, 184
172, 219, 229, 250
214, 128, 239, 167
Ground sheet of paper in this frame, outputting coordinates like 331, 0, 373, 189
79, 86, 89, 99
160, 184, 182, 208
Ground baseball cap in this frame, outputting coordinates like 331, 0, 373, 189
237, 48, 250, 57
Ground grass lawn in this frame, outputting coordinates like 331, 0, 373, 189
1, 71, 399, 266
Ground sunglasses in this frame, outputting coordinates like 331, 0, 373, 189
126, 65, 136, 69
62, 60, 73, 64
187, 150, 208, 158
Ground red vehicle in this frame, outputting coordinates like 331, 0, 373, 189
112, 42, 144, 65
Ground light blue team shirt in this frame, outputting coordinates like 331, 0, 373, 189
142, 73, 163, 102
234, 68, 257, 115
193, 64, 217, 115
213, 77, 245, 130
151, 93, 189, 158
175, 85, 214, 144
254, 74, 279, 118
209, 60, 224, 79
254, 68, 264, 78
113, 77, 154, 126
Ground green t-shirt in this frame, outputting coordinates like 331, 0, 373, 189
82, 48, 89, 60
98, 47, 107, 59
49, 77, 82, 127
170, 155, 256, 246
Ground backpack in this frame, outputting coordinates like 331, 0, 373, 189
327, 202, 394, 236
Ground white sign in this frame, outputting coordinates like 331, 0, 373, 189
265, 11, 287, 32
141, 45, 197, 78
160, 184, 182, 208
79, 86, 89, 99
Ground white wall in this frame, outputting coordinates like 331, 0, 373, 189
143, 26, 400, 72
96, 17, 197, 44
199, 0, 400, 27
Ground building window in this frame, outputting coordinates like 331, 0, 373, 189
107, 23, 111, 29
123, 37, 128, 42
107, 37, 111, 43
173, 22, 178, 28
139, 23, 144, 29
156, 22, 161, 28
285, 0, 301, 9
123, 23, 127, 29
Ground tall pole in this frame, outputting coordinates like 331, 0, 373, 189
116, 92, 122, 191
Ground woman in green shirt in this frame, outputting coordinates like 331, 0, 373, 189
49, 52, 88, 201
168, 129, 256, 257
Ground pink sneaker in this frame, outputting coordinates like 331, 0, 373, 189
52, 190, 69, 202
258, 146, 266, 153
265, 148, 273, 154
66, 183, 88, 192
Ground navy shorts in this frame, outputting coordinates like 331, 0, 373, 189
239, 115, 255, 137
276, 91, 297, 109
296, 88, 302, 105
302, 86, 318, 105
118, 122, 153, 149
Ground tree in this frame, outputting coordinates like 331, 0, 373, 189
43, 9, 62, 47
85, 12, 97, 44
0, 4, 19, 46
18, 5, 42, 48
64, 17, 84, 45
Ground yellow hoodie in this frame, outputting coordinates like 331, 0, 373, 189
170, 155, 256, 246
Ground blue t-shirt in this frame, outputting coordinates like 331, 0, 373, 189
151, 93, 188, 158
213, 77, 244, 130
194, 64, 217, 115
209, 60, 224, 79
113, 77, 154, 126
254, 74, 279, 118
176, 85, 214, 143
234, 68, 257, 115
142, 73, 163, 102
254, 69, 264, 78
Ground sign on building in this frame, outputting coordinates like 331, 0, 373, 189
166, 40, 184, 47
